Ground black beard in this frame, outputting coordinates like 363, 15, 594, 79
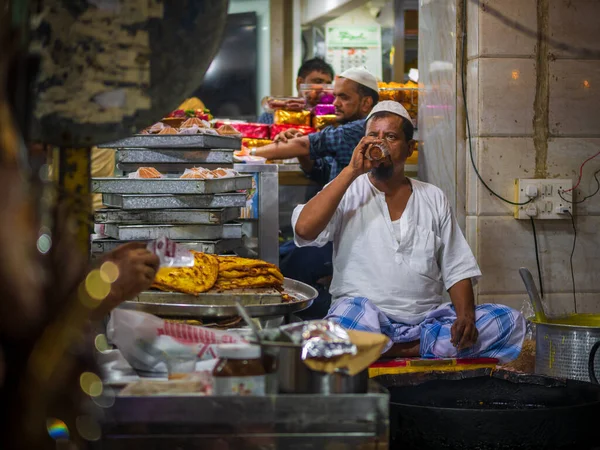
371, 163, 394, 181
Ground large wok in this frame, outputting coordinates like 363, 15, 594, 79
377, 369, 600, 450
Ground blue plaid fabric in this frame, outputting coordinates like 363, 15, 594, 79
308, 119, 366, 181
326, 298, 526, 364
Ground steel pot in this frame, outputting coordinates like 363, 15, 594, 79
589, 340, 600, 384
277, 345, 368, 394
534, 315, 600, 382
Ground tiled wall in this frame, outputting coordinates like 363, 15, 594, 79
465, 0, 600, 314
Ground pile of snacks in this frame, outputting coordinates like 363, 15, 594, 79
152, 253, 285, 294
128, 167, 239, 180
378, 81, 419, 124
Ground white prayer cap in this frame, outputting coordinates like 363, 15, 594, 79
338, 67, 379, 93
366, 100, 413, 124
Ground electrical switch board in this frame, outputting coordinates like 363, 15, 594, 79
514, 179, 573, 220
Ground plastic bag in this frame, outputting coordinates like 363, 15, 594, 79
147, 237, 194, 268
107, 309, 245, 376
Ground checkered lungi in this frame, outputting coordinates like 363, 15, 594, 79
326, 298, 526, 364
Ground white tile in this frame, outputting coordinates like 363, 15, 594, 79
549, 0, 600, 59
547, 138, 600, 215
549, 60, 600, 136
466, 0, 479, 59
476, 0, 537, 57
474, 216, 600, 296
576, 294, 600, 314
466, 137, 537, 216
465, 59, 479, 136
477, 59, 536, 136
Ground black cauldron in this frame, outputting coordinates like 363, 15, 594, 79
376, 369, 600, 450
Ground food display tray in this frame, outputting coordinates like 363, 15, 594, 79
120, 278, 317, 318
104, 223, 242, 240
102, 193, 246, 209
92, 175, 252, 195
116, 149, 234, 164
95, 208, 240, 225
91, 238, 242, 255
98, 134, 241, 150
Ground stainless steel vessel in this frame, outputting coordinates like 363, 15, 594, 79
277, 345, 369, 394
534, 317, 600, 382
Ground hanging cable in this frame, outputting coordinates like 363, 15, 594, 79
460, 3, 533, 207
565, 211, 577, 312
529, 217, 544, 299
562, 150, 600, 194
558, 168, 600, 204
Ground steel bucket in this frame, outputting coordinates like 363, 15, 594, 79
534, 315, 600, 382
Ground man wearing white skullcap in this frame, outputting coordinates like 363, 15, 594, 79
254, 67, 380, 320
253, 66, 379, 183
292, 101, 526, 363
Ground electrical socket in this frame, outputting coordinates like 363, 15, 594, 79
514, 179, 573, 220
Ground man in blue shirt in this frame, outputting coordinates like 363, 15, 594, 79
253, 67, 379, 182
254, 67, 379, 318
258, 58, 335, 185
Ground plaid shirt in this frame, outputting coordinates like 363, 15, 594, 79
258, 111, 337, 186
257, 111, 274, 124
308, 119, 366, 181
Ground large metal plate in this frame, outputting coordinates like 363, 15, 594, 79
104, 223, 242, 240
92, 176, 252, 194
116, 149, 233, 164
91, 238, 242, 255
95, 208, 240, 225
120, 278, 317, 318
103, 193, 246, 209
98, 134, 241, 150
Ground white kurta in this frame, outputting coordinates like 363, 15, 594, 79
292, 175, 482, 325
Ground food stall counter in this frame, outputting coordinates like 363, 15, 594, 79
94, 382, 389, 449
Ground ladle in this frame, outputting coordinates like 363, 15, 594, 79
518, 267, 547, 322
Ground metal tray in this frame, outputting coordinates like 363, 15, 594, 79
92, 175, 252, 194
104, 223, 242, 240
120, 278, 317, 318
103, 193, 246, 209
95, 208, 240, 225
98, 134, 241, 150
116, 149, 233, 164
91, 238, 242, 255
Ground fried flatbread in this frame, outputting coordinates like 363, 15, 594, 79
219, 266, 284, 282
152, 252, 219, 295
214, 274, 283, 290
216, 255, 278, 272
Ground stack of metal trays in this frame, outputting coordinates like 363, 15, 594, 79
92, 134, 250, 257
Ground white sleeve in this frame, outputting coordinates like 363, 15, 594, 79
292, 203, 343, 248
438, 198, 482, 290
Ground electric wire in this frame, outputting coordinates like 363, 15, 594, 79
562, 150, 600, 193
566, 211, 577, 312
558, 169, 600, 204
460, 3, 532, 207
529, 217, 544, 299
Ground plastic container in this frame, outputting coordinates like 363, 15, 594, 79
213, 344, 266, 396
